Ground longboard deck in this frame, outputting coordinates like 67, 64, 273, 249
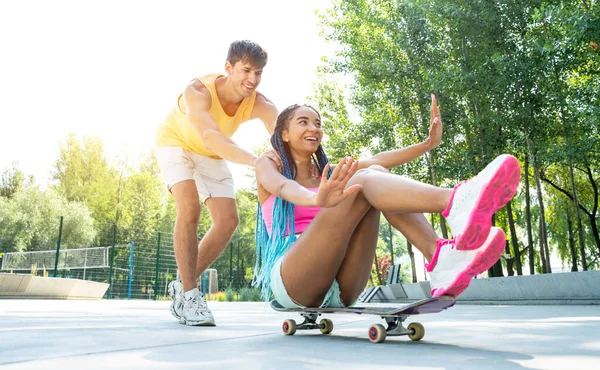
270, 296, 456, 317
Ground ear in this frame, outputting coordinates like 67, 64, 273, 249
225, 61, 233, 75
282, 130, 289, 142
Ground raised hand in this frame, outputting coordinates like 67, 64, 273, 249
315, 156, 363, 208
427, 93, 443, 149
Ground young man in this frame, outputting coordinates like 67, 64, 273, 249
155, 40, 280, 326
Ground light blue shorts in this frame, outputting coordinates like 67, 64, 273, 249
269, 255, 346, 309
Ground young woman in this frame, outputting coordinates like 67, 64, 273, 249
253, 96, 520, 308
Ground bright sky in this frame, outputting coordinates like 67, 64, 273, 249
0, 0, 336, 190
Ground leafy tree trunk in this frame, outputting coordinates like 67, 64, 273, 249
524, 155, 535, 275
532, 161, 551, 273
584, 165, 600, 256
553, 59, 589, 271
505, 239, 514, 276
541, 165, 599, 258
506, 200, 522, 275
568, 159, 588, 271
493, 259, 504, 278
487, 215, 504, 277
566, 212, 578, 272
406, 239, 417, 283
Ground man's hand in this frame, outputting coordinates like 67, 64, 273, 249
263, 149, 282, 171
426, 93, 443, 149
315, 157, 362, 208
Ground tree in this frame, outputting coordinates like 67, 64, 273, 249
1, 163, 27, 199
315, 0, 599, 275
52, 133, 119, 236
0, 183, 95, 253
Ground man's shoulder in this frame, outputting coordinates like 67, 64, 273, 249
187, 78, 210, 94
183, 79, 211, 107
252, 92, 278, 117
254, 91, 274, 106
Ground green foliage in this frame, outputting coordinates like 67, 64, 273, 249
1, 163, 27, 199
315, 0, 600, 272
224, 287, 237, 302
0, 183, 95, 253
52, 133, 119, 229
238, 287, 262, 302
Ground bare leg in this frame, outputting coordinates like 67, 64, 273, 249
335, 206, 381, 304
170, 180, 201, 292
195, 197, 239, 279
383, 213, 438, 262
357, 168, 452, 214
335, 167, 440, 303
281, 191, 373, 307
280, 166, 453, 306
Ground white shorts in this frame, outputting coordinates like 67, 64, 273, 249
154, 146, 235, 202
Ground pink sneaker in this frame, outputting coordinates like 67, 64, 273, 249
427, 227, 506, 297
442, 154, 520, 251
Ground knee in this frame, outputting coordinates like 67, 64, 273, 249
368, 164, 389, 173
350, 165, 389, 185
176, 200, 201, 224
213, 212, 240, 234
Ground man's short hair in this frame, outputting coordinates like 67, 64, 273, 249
227, 40, 268, 68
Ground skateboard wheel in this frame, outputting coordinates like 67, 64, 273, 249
407, 322, 425, 341
368, 324, 386, 343
319, 319, 334, 334
282, 319, 297, 335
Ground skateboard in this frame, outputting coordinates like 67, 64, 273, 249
270, 296, 455, 343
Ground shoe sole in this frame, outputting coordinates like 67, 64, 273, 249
432, 228, 506, 297
168, 282, 182, 320
455, 154, 520, 251
180, 318, 216, 326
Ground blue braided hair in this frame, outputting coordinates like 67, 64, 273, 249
253, 104, 332, 300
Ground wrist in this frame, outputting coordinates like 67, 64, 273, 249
423, 138, 435, 150
311, 194, 320, 207
250, 155, 258, 167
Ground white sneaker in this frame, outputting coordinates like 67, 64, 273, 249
428, 227, 506, 297
168, 280, 185, 320
442, 154, 520, 250
180, 288, 216, 326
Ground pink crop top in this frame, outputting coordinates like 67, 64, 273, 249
261, 188, 321, 236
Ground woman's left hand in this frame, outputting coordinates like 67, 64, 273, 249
427, 93, 443, 149
315, 156, 362, 208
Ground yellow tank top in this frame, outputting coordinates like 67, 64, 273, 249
155, 73, 257, 158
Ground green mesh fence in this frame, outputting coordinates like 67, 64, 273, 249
0, 231, 253, 300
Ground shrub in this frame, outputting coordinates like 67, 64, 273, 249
224, 287, 237, 302
211, 292, 226, 302
238, 287, 262, 302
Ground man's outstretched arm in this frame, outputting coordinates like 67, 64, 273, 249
184, 81, 258, 166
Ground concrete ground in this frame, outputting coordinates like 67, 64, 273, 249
0, 299, 598, 369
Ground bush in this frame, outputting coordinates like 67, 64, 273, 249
224, 287, 237, 302
211, 292, 226, 302
238, 287, 262, 302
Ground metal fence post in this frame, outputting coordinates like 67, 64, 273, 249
229, 242, 233, 286
154, 232, 161, 300
52, 216, 64, 278
127, 241, 134, 300
107, 224, 117, 299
